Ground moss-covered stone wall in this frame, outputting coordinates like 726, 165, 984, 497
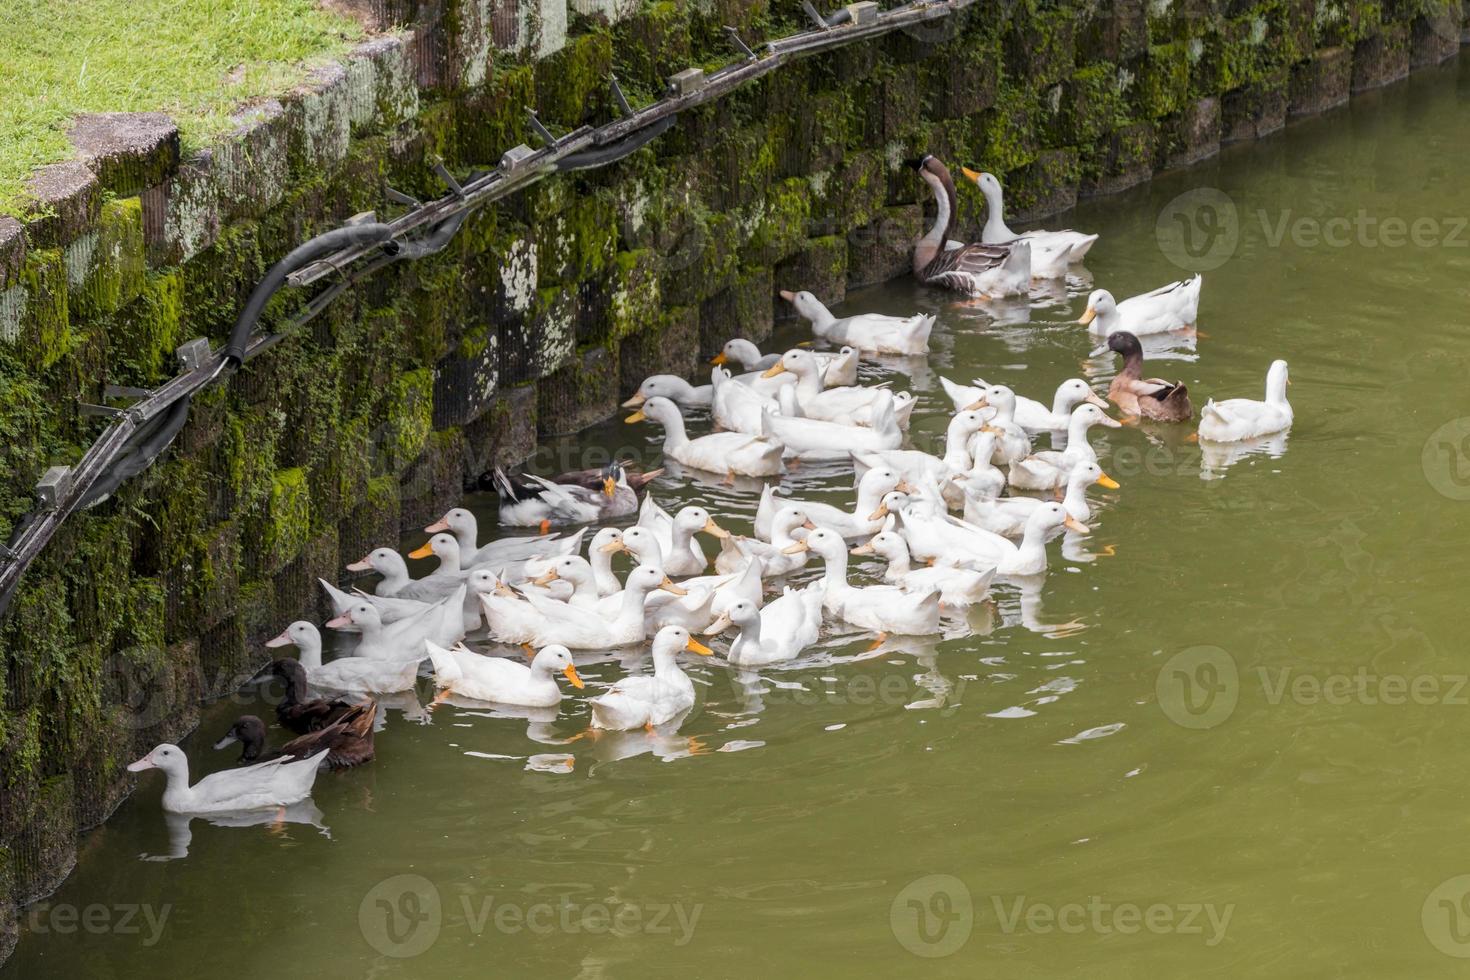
0, 0, 1464, 960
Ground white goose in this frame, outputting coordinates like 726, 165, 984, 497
425, 642, 583, 707
851, 531, 995, 607
632, 499, 728, 576
886, 492, 1089, 577
616, 527, 764, 630
962, 168, 1099, 272
629, 396, 785, 478
763, 390, 902, 459
423, 507, 570, 568
704, 586, 823, 666
1081, 276, 1203, 337
266, 621, 422, 694
778, 290, 934, 355
1199, 360, 1293, 442
589, 626, 713, 729
622, 374, 711, 409
1007, 404, 1122, 490
853, 409, 990, 506
127, 744, 326, 813
910, 155, 1031, 298
790, 528, 941, 635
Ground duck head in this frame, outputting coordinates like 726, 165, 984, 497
624, 394, 681, 427
761, 347, 820, 379
1071, 403, 1123, 430
1069, 460, 1120, 491
674, 505, 729, 541
626, 563, 687, 597
703, 599, 761, 636
1079, 289, 1117, 327
1028, 501, 1090, 536
653, 624, 714, 658
851, 530, 907, 563
531, 645, 585, 689
407, 532, 458, 562
620, 526, 662, 564
712, 337, 763, 369
213, 715, 269, 762
1059, 377, 1111, 411
127, 743, 188, 778
266, 620, 320, 652
785, 526, 847, 560
325, 601, 382, 631
532, 555, 595, 590
345, 547, 404, 576
771, 506, 816, 539
425, 506, 476, 537
592, 527, 626, 555
623, 376, 699, 409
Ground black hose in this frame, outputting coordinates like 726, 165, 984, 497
79, 396, 195, 510
223, 223, 396, 366
558, 116, 678, 172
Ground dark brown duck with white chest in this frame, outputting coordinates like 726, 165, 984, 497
1101, 330, 1193, 421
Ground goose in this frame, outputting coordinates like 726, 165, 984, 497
961, 167, 1099, 271
589, 625, 714, 729
1007, 404, 1122, 490
788, 528, 940, 635
940, 376, 1109, 431
712, 338, 860, 386
963, 460, 1118, 536
515, 564, 686, 649
213, 703, 376, 769
714, 505, 814, 577
489, 464, 637, 529
423, 508, 576, 568
1080, 276, 1202, 337
710, 365, 780, 435
703, 585, 824, 666
1100, 330, 1193, 421
778, 290, 935, 355
622, 374, 712, 409
324, 586, 467, 661
965, 385, 1032, 465
851, 531, 994, 607
265, 621, 422, 694
628, 395, 785, 477
127, 743, 327, 814
1199, 360, 1292, 442
763, 390, 902, 459
909, 155, 1031, 298
752, 466, 909, 542
425, 642, 583, 707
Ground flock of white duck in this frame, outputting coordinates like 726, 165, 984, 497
127, 156, 1295, 815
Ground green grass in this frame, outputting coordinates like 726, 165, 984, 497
0, 0, 364, 216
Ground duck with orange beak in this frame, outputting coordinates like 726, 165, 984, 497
589, 626, 713, 730
959, 166, 1099, 276
424, 641, 583, 708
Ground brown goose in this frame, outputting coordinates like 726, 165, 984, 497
214, 702, 376, 770
1103, 331, 1193, 421
907, 156, 1032, 298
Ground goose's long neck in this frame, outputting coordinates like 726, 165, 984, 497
453, 519, 479, 557
981, 184, 1015, 242
620, 583, 653, 625
651, 646, 686, 681
1014, 524, 1050, 570
914, 170, 954, 272
434, 545, 463, 575
795, 367, 824, 398
1051, 386, 1080, 417
1061, 477, 1090, 519
853, 481, 889, 518
735, 613, 764, 653
160, 763, 192, 808
802, 299, 837, 330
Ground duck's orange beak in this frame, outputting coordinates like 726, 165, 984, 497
710, 352, 729, 365
685, 636, 713, 656
1095, 472, 1120, 490
625, 410, 647, 423
408, 542, 434, 559
1078, 306, 1097, 325
761, 361, 787, 378
960, 166, 982, 182
563, 664, 585, 689
602, 476, 617, 498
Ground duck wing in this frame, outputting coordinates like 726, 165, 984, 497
920, 242, 1012, 287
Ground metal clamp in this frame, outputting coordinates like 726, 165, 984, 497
36, 466, 73, 509
177, 338, 212, 373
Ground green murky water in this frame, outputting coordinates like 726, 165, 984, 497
11, 60, 1470, 978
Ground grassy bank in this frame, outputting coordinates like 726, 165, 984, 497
1, 0, 363, 215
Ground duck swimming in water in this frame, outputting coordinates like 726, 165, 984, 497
908, 155, 1031, 298
1101, 330, 1193, 421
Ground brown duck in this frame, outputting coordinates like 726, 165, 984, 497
1103, 331, 1193, 421
269, 658, 361, 735
214, 702, 376, 769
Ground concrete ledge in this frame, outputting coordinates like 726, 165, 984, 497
67, 112, 180, 198
22, 162, 100, 249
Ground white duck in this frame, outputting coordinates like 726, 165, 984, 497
790, 528, 941, 635
622, 374, 712, 408
423, 507, 571, 568
325, 586, 467, 661
425, 642, 583, 707
876, 490, 1016, 568
1199, 360, 1292, 442
589, 625, 713, 729
752, 466, 909, 542
966, 385, 1032, 465
517, 564, 685, 649
852, 409, 990, 506
710, 365, 780, 435
319, 567, 496, 635
615, 528, 764, 629
589, 527, 626, 596
763, 390, 902, 459
851, 531, 995, 607
964, 460, 1118, 536
761, 348, 894, 422
1007, 404, 1122, 490
940, 376, 1109, 431
704, 585, 823, 666
632, 500, 728, 576
127, 744, 326, 813
779, 289, 934, 355
962, 167, 1099, 271
629, 396, 785, 478
715, 505, 814, 577
1080, 275, 1203, 337
266, 621, 422, 694
712, 338, 859, 386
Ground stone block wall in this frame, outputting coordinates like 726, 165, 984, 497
0, 0, 1463, 960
